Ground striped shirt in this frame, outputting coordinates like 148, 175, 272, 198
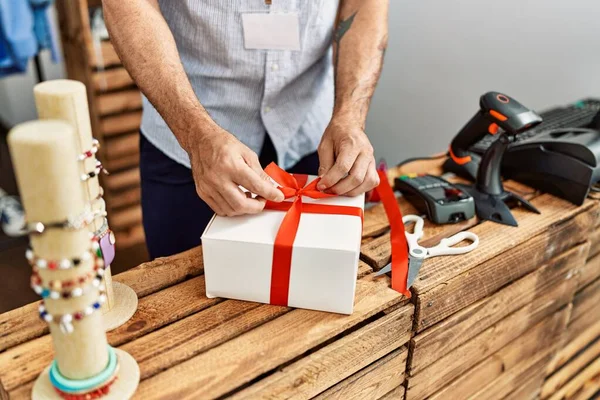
141, 0, 340, 169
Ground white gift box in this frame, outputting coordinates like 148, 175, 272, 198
201, 175, 364, 315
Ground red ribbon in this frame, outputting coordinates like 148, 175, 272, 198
374, 170, 410, 297
264, 163, 410, 306
264, 163, 363, 306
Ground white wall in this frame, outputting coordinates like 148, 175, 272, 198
366, 0, 600, 165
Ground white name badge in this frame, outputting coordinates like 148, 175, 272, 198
242, 13, 301, 51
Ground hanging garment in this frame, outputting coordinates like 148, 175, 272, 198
29, 0, 59, 62
0, 0, 38, 76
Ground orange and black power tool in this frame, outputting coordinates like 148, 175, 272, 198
445, 92, 543, 181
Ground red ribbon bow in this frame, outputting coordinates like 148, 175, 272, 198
264, 163, 410, 306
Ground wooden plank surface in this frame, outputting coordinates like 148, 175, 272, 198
380, 385, 406, 400
89, 40, 122, 68
93, 67, 134, 92
0, 276, 218, 392
548, 318, 600, 376
104, 152, 140, 172
576, 253, 600, 292
503, 373, 545, 400
405, 303, 572, 400
587, 229, 600, 260
428, 308, 570, 400
103, 167, 140, 191
415, 203, 595, 331
570, 276, 600, 323
231, 305, 413, 399
313, 348, 407, 400
100, 112, 142, 137
414, 195, 594, 294
542, 337, 600, 399
0, 246, 203, 352
104, 132, 139, 159
362, 194, 592, 285
548, 358, 600, 400
114, 223, 145, 249
4, 254, 372, 395
110, 204, 142, 230
109, 187, 141, 209
470, 351, 556, 400
134, 276, 403, 399
97, 89, 142, 116
410, 243, 587, 374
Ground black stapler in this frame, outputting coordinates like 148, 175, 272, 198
502, 127, 600, 205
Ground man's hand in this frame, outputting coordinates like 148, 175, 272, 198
186, 129, 284, 216
317, 117, 380, 196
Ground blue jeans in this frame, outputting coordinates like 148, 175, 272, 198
139, 133, 319, 259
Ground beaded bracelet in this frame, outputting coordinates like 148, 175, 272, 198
31, 260, 104, 291
81, 161, 108, 182
26, 208, 107, 235
50, 346, 118, 395
39, 290, 107, 334
53, 374, 118, 400
31, 267, 105, 299
78, 139, 100, 161
25, 240, 103, 270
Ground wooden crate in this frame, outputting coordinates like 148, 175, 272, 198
1, 159, 599, 399
56, 0, 144, 249
0, 245, 411, 399
359, 160, 598, 400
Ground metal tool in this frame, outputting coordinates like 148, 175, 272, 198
375, 215, 479, 288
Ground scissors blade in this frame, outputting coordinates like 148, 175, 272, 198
407, 256, 424, 288
374, 263, 392, 276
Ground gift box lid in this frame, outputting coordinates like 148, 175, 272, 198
202, 177, 364, 253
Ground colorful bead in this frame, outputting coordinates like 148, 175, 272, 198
78, 139, 100, 161
38, 291, 106, 334
26, 248, 93, 270
31, 264, 104, 300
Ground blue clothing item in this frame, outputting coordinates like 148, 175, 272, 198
29, 0, 59, 62
0, 0, 38, 76
0, 0, 58, 77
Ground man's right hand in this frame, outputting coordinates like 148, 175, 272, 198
184, 128, 285, 216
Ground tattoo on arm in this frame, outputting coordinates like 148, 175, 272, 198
333, 11, 357, 71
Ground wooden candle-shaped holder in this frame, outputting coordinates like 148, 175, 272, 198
34, 80, 138, 331
9, 121, 139, 399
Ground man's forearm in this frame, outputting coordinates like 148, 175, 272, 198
103, 0, 217, 151
333, 0, 389, 128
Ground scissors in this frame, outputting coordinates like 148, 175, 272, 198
375, 215, 479, 288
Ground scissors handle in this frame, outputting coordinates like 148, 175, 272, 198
427, 231, 479, 257
403, 214, 425, 251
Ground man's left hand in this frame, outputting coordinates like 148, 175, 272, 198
317, 116, 380, 196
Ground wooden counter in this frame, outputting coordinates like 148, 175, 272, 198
1, 159, 599, 399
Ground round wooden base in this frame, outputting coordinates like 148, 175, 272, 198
32, 349, 140, 400
102, 282, 138, 331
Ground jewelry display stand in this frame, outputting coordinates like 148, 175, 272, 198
8, 120, 139, 399
34, 80, 138, 331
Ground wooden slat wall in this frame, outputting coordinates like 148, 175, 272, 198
358, 162, 599, 400
57, 0, 145, 249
